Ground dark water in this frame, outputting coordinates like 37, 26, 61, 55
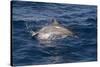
12, 1, 97, 66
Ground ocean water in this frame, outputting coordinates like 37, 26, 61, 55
11, 1, 97, 66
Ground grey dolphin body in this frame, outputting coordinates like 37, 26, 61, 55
32, 19, 73, 41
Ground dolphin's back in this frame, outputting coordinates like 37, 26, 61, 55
37, 25, 73, 40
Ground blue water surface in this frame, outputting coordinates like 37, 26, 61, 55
12, 1, 97, 66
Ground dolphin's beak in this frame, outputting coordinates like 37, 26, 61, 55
32, 31, 38, 37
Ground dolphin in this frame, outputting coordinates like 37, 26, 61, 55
31, 19, 73, 41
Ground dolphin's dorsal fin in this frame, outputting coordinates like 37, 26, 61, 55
52, 19, 60, 25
